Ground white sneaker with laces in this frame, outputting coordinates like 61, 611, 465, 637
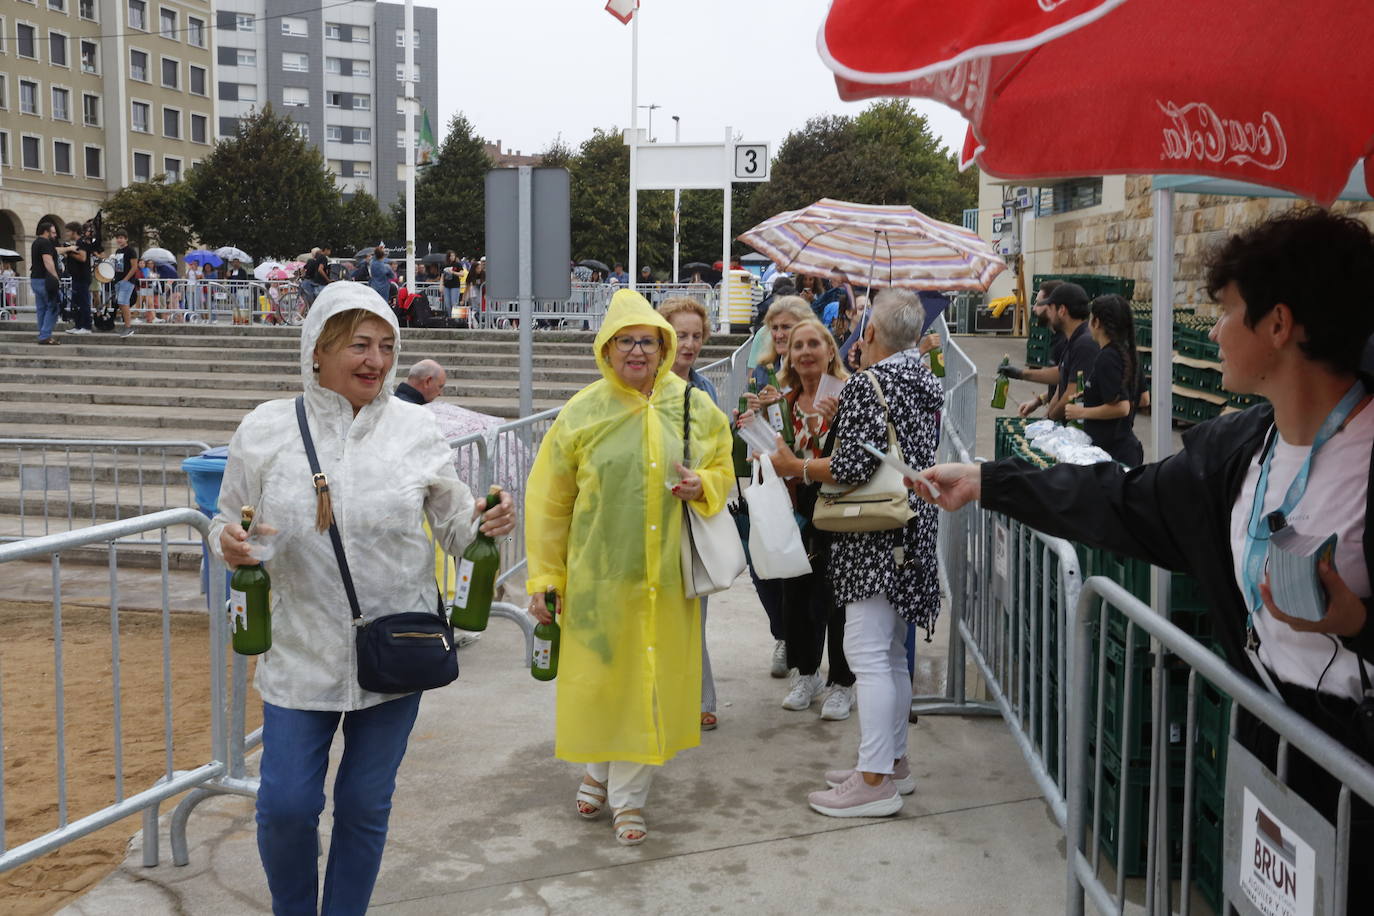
782, 672, 823, 711
769, 640, 788, 678
820, 685, 855, 721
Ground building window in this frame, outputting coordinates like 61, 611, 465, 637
352, 94, 370, 111
187, 16, 204, 47
326, 91, 341, 108
80, 0, 97, 21
131, 100, 149, 132
354, 126, 371, 144
84, 145, 101, 177
352, 25, 369, 43
49, 0, 67, 12
281, 17, 307, 38
237, 49, 255, 67
353, 161, 370, 178
162, 106, 180, 138
82, 91, 99, 126
238, 83, 256, 102
53, 140, 72, 174
51, 86, 69, 120
160, 57, 178, 88
163, 156, 180, 182
326, 125, 342, 142
19, 79, 38, 115
395, 63, 419, 82
128, 1, 146, 31
325, 23, 341, 40
130, 49, 148, 81
282, 52, 308, 72
22, 134, 41, 170
189, 65, 205, 95
326, 57, 341, 74
282, 86, 308, 107
395, 29, 419, 48
0, 75, 7, 110
133, 150, 151, 181
80, 40, 97, 73
49, 32, 68, 67
190, 113, 206, 143
159, 7, 176, 39
0, 132, 10, 168
352, 61, 369, 78
293, 122, 308, 141
17, 24, 37, 59
236, 14, 253, 32
1036, 178, 1105, 216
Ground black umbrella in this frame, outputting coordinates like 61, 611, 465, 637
421, 252, 450, 266
682, 261, 713, 271
354, 248, 374, 261
577, 259, 610, 273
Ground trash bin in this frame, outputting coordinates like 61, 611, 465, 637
182, 446, 230, 606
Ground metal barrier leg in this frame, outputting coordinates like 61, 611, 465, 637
489, 601, 535, 666
141, 802, 160, 867
169, 788, 216, 867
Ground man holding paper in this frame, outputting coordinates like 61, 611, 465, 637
916, 209, 1374, 908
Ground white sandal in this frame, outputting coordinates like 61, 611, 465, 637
613, 808, 647, 846
576, 778, 607, 820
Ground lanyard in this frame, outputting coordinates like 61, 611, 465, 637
1241, 381, 1367, 637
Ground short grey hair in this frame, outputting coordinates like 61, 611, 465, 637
407, 359, 443, 384
869, 288, 924, 351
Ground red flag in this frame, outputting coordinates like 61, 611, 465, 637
605, 0, 638, 25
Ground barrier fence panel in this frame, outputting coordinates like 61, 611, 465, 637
695, 336, 754, 414
0, 509, 257, 874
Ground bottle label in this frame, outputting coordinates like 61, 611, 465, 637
532, 637, 553, 670
453, 558, 475, 607
228, 588, 249, 633
766, 403, 784, 432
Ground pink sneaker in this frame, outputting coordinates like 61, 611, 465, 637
808, 771, 902, 818
824, 756, 916, 795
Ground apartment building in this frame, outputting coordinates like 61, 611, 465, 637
212, 0, 438, 208
0, 0, 215, 252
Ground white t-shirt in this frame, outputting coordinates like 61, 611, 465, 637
1229, 399, 1374, 701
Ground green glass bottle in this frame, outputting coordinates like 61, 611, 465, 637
732, 389, 752, 477
531, 588, 561, 681
764, 367, 796, 448
1070, 370, 1087, 429
229, 506, 271, 655
929, 345, 946, 377
450, 486, 503, 632
990, 355, 1011, 409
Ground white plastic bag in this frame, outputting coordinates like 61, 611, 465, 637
744, 455, 812, 579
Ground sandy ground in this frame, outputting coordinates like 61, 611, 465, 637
0, 599, 260, 916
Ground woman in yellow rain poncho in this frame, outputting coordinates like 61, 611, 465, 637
525, 289, 733, 847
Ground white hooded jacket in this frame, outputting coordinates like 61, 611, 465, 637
209, 283, 477, 711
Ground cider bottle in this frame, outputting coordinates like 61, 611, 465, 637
450, 486, 503, 631
929, 345, 945, 377
990, 355, 1011, 409
732, 388, 752, 477
764, 367, 796, 448
1070, 370, 1087, 429
229, 506, 271, 655
531, 588, 561, 681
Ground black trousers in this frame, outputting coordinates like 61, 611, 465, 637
70, 281, 92, 330
781, 548, 854, 686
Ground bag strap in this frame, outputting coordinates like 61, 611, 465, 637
296, 396, 364, 622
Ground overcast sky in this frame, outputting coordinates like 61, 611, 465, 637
425, 0, 969, 161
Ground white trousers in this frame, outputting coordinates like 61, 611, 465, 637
701, 598, 716, 713
843, 594, 914, 774
586, 761, 656, 810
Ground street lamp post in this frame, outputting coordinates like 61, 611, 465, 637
672, 115, 680, 284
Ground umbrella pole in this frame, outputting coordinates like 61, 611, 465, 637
867, 231, 880, 292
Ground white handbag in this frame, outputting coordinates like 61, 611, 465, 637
745, 454, 813, 579
679, 387, 748, 598
813, 371, 914, 533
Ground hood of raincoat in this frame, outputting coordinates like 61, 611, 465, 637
299, 281, 400, 401
593, 289, 678, 396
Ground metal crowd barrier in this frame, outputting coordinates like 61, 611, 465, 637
0, 509, 258, 874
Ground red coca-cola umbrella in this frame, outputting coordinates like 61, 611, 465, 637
819, 0, 1374, 205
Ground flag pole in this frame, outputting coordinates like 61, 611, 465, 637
627, 7, 639, 291
404, 0, 416, 295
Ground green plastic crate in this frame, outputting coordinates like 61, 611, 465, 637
1033, 273, 1137, 301
1090, 744, 1185, 878
1192, 770, 1226, 913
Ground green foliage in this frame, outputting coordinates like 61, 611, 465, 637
745, 100, 976, 228
391, 113, 490, 257
184, 106, 342, 260
102, 178, 195, 254
334, 191, 394, 252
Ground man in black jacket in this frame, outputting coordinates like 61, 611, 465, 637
394, 359, 446, 405
922, 208, 1374, 906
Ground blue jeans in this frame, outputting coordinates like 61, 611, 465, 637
71, 281, 92, 330
300, 279, 321, 305
256, 693, 422, 916
31, 278, 59, 340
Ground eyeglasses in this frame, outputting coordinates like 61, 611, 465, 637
612, 335, 661, 354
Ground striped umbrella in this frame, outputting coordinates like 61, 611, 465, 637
738, 198, 1005, 291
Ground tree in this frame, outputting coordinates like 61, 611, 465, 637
391, 113, 490, 256
102, 178, 195, 254
334, 191, 394, 253
537, 136, 574, 170
567, 128, 673, 270
184, 105, 342, 260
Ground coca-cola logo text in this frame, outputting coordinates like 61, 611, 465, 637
1158, 101, 1287, 172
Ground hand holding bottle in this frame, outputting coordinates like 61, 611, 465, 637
529, 588, 558, 625
219, 519, 279, 568
474, 488, 516, 537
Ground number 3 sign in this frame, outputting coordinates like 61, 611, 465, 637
734, 144, 770, 182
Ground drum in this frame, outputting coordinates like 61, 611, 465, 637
95, 261, 116, 283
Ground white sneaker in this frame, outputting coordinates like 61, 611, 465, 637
65, 327, 91, 334
820, 685, 855, 721
119, 326, 135, 338
769, 640, 788, 678
782, 672, 823, 711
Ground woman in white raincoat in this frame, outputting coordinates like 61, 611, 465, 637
525, 289, 733, 846
210, 282, 513, 915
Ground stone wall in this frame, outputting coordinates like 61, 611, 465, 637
1048, 176, 1374, 312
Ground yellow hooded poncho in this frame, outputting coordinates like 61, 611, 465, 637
525, 289, 734, 765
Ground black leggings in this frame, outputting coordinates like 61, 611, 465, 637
781, 563, 854, 687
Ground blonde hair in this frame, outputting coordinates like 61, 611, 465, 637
658, 297, 710, 339
780, 318, 849, 394
758, 295, 815, 366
